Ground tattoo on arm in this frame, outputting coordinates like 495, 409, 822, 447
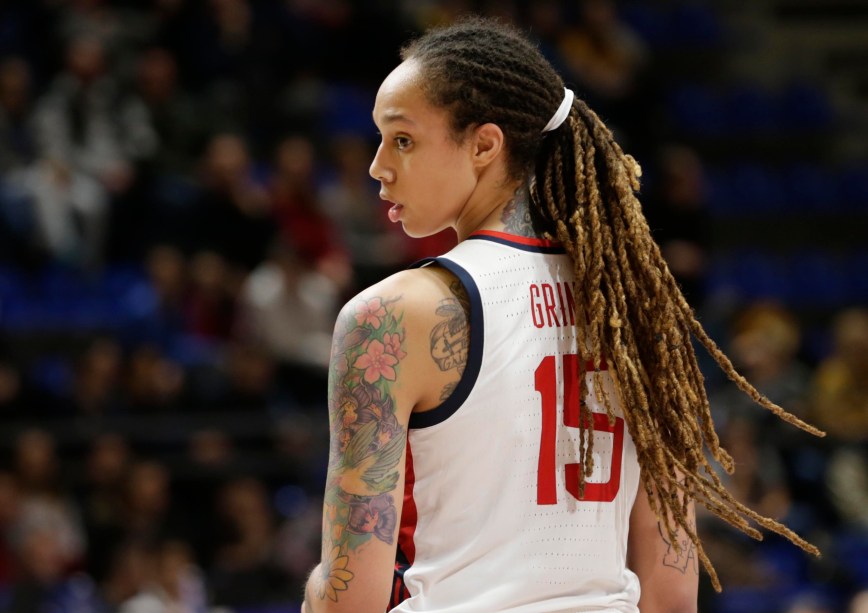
430, 280, 470, 404
312, 296, 408, 603
658, 519, 699, 575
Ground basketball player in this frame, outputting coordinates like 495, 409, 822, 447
302, 17, 821, 613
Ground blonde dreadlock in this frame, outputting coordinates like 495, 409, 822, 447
403, 16, 824, 591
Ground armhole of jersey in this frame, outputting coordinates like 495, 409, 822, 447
408, 257, 484, 429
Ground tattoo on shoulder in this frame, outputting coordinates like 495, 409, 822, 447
500, 188, 538, 237
431, 280, 470, 400
658, 519, 699, 575
431, 281, 470, 373
315, 295, 407, 603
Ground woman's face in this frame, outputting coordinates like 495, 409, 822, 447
369, 60, 479, 238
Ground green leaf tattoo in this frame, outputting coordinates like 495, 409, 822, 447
317, 295, 407, 602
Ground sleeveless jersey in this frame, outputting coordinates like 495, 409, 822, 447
390, 230, 641, 613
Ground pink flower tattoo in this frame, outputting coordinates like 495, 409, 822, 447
355, 298, 387, 329
353, 340, 398, 383
383, 332, 406, 361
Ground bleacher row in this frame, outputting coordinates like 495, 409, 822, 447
705, 163, 868, 214
668, 81, 836, 137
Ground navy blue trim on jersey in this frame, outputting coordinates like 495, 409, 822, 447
466, 232, 566, 254
408, 257, 483, 429
390, 549, 412, 609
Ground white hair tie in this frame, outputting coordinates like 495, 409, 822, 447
541, 87, 574, 133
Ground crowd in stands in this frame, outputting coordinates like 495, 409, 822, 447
0, 1, 865, 612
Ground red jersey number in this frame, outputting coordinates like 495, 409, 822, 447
534, 354, 624, 505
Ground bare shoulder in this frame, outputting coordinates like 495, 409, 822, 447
342, 266, 466, 325
339, 267, 471, 412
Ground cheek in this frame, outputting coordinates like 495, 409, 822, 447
428, 148, 476, 200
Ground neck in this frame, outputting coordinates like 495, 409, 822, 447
454, 180, 537, 242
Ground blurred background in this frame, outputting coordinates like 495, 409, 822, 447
0, 0, 865, 612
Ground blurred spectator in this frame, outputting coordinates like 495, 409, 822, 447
715, 303, 812, 424
187, 429, 234, 470
556, 0, 650, 146
118, 539, 207, 613
209, 477, 290, 608
811, 307, 868, 442
274, 489, 323, 598
2, 527, 103, 613
126, 244, 190, 349
210, 342, 278, 414
185, 251, 237, 341
119, 461, 181, 546
127, 47, 205, 178
236, 240, 339, 371
710, 303, 826, 528
319, 133, 412, 288
111, 47, 200, 261
27, 35, 148, 268
101, 539, 153, 610
0, 471, 21, 586
0, 360, 28, 420
851, 590, 868, 613
644, 145, 711, 307
11, 430, 86, 573
71, 338, 123, 417
80, 434, 131, 582
124, 346, 186, 414
189, 133, 274, 271
0, 57, 36, 173
812, 308, 868, 530
525, 0, 572, 78
0, 56, 39, 264
271, 135, 352, 289
786, 594, 836, 613
717, 416, 792, 523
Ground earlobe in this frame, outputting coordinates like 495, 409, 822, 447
472, 123, 505, 169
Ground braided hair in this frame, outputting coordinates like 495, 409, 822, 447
402, 16, 822, 591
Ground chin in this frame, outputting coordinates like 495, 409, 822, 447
402, 222, 448, 239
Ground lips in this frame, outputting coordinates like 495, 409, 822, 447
380, 191, 403, 223
387, 204, 403, 223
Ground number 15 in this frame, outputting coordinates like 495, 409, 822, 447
535, 354, 625, 505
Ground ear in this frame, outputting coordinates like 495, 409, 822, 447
470, 122, 506, 171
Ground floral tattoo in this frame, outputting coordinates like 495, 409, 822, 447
500, 187, 537, 237
315, 296, 407, 602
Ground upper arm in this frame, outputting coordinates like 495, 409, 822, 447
627, 475, 699, 613
306, 269, 466, 612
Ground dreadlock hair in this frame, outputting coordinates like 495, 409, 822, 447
402, 16, 823, 592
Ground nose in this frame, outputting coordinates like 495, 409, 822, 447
369, 143, 394, 183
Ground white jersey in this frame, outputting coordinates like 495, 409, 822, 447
390, 231, 641, 613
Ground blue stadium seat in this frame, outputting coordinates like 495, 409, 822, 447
668, 84, 726, 137
779, 82, 834, 131
833, 531, 868, 585
781, 163, 838, 212
788, 252, 849, 308
619, 4, 668, 47
715, 585, 801, 613
729, 163, 786, 213
837, 165, 868, 210
724, 84, 778, 135
668, 3, 723, 48
705, 166, 736, 216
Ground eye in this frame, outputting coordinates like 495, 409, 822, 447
395, 136, 412, 151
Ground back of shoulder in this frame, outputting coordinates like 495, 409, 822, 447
344, 266, 466, 329
339, 266, 470, 413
